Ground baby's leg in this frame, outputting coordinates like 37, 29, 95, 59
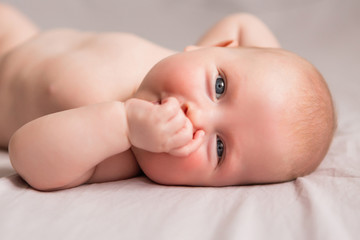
0, 3, 38, 56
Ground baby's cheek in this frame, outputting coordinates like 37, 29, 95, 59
179, 151, 206, 171
133, 148, 208, 185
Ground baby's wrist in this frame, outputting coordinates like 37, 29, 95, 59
124, 98, 143, 148
103, 101, 132, 152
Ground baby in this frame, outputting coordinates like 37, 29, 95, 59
0, 4, 336, 190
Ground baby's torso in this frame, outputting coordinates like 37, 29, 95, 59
0, 29, 174, 145
1, 29, 174, 102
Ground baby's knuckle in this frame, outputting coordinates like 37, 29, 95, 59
165, 96, 178, 104
164, 97, 179, 108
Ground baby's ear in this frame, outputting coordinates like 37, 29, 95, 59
184, 39, 239, 52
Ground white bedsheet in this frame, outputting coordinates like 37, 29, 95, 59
1, 104, 359, 239
1, 0, 359, 239
1, 127, 360, 240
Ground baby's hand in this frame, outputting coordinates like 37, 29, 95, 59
125, 97, 204, 156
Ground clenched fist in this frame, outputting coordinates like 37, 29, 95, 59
125, 97, 204, 156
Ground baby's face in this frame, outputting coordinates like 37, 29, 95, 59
133, 47, 299, 186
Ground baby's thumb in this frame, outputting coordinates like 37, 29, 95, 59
170, 130, 205, 157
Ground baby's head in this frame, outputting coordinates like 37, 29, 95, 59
132, 45, 336, 186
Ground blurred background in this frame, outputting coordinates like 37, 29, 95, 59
1, 0, 360, 122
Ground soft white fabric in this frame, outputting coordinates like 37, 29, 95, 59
0, 136, 360, 240
0, 107, 359, 239
0, 0, 359, 239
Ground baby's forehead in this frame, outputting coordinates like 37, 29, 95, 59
224, 48, 314, 86
224, 47, 303, 65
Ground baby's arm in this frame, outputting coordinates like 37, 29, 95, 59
196, 13, 280, 48
9, 98, 202, 191
9, 102, 132, 190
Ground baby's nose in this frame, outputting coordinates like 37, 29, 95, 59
181, 104, 188, 116
181, 103, 208, 132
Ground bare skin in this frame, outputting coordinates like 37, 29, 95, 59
0, 4, 286, 190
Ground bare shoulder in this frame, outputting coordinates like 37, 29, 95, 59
0, 29, 173, 146
0, 3, 38, 55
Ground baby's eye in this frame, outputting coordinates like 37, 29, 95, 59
215, 76, 225, 99
216, 136, 225, 163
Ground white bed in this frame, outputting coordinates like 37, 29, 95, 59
1, 0, 359, 239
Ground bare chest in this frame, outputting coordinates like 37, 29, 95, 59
2, 30, 173, 102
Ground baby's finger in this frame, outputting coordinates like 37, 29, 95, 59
159, 97, 181, 120
169, 130, 205, 157
167, 110, 188, 134
166, 120, 194, 150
